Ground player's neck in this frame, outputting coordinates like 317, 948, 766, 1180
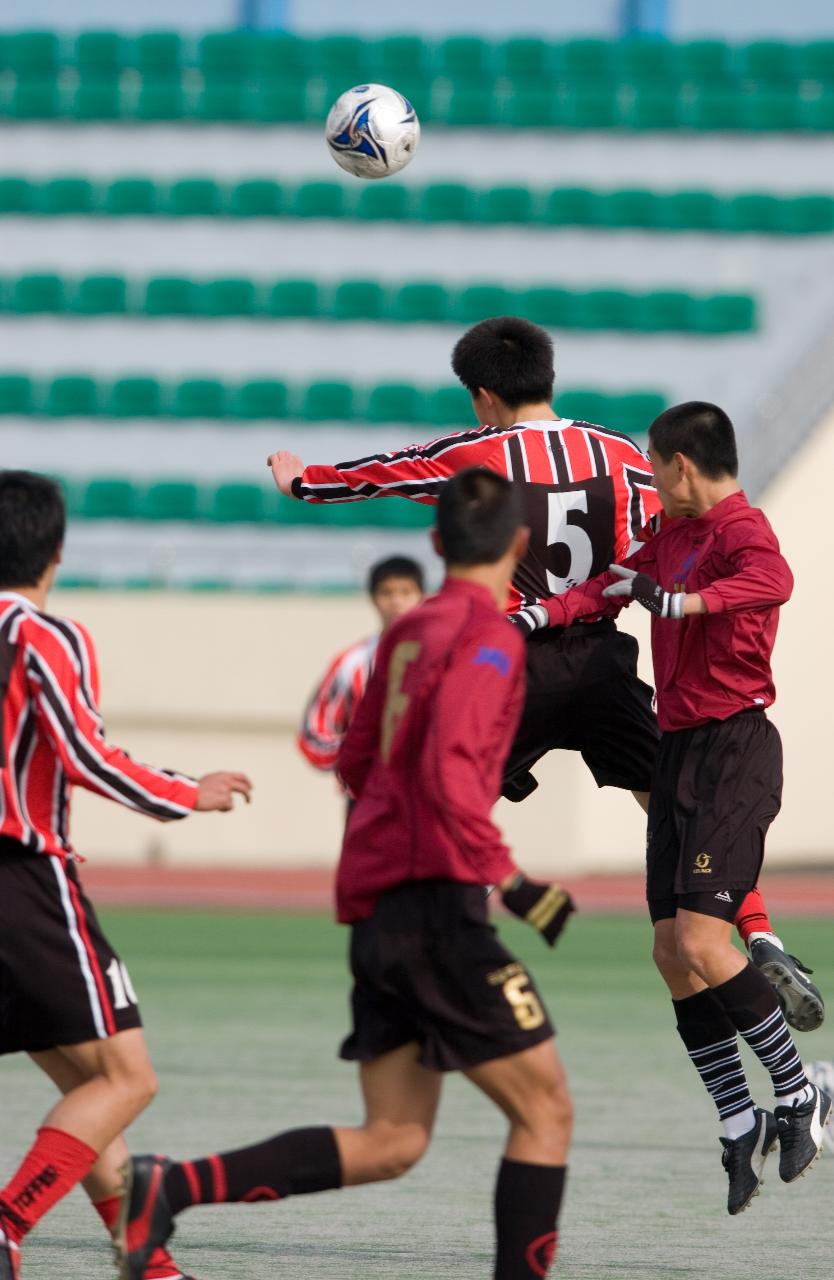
445, 565, 511, 610
499, 401, 558, 428
3, 566, 54, 612
683, 476, 741, 518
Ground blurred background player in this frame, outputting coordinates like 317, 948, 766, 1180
0, 471, 251, 1280
119, 468, 575, 1280
526, 403, 831, 1214
298, 555, 424, 775
269, 315, 822, 1031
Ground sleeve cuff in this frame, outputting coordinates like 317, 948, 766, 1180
290, 476, 304, 499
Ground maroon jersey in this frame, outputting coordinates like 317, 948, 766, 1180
0, 592, 198, 857
293, 418, 661, 612
542, 492, 793, 731
335, 578, 524, 923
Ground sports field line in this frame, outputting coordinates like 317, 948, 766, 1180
80, 864, 834, 914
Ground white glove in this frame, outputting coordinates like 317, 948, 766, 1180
602, 564, 686, 619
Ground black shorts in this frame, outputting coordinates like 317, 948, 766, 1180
502, 619, 658, 798
0, 839, 142, 1055
647, 710, 783, 924
340, 880, 554, 1072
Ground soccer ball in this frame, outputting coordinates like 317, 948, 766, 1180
325, 83, 420, 180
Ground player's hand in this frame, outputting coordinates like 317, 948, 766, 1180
195, 771, 253, 812
507, 604, 549, 639
602, 564, 686, 619
501, 874, 575, 947
267, 451, 304, 496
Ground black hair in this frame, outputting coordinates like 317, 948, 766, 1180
0, 470, 66, 588
648, 401, 738, 479
436, 467, 524, 567
451, 315, 554, 408
367, 555, 424, 596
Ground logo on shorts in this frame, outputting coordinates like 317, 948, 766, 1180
693, 852, 712, 875
715, 891, 733, 903
526, 1231, 559, 1277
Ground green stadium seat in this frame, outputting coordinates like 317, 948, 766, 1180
8, 32, 59, 75
198, 32, 250, 77
300, 381, 354, 421
8, 78, 61, 119
71, 76, 122, 121
365, 382, 424, 424
196, 277, 258, 318
778, 194, 834, 234
75, 32, 124, 74
654, 189, 722, 231
556, 390, 611, 426
497, 37, 552, 79
131, 78, 184, 121
561, 39, 616, 81
686, 89, 744, 130
36, 177, 95, 216
310, 33, 367, 82
740, 90, 799, 131
499, 88, 558, 128
454, 284, 513, 324
575, 289, 635, 331
738, 41, 798, 87
250, 32, 308, 77
444, 85, 495, 126
45, 376, 99, 417
615, 38, 676, 87
390, 282, 450, 323
80, 478, 138, 519
171, 379, 228, 418
674, 40, 734, 87
542, 187, 596, 227
631, 290, 694, 332
331, 280, 386, 322
101, 178, 159, 216
143, 277, 197, 316
624, 88, 683, 130
367, 35, 427, 84
104, 377, 163, 418
227, 179, 284, 217
561, 87, 620, 129
141, 481, 201, 521
265, 279, 320, 318
195, 79, 247, 122
720, 192, 782, 232
799, 92, 834, 130
73, 275, 128, 315
477, 186, 534, 223
165, 178, 222, 217
245, 79, 309, 123
133, 32, 183, 76
0, 177, 33, 213
415, 182, 474, 222
517, 286, 574, 327
435, 36, 492, 81
0, 374, 34, 414
209, 482, 268, 524
232, 379, 289, 420
291, 181, 346, 219
425, 385, 472, 427
593, 188, 658, 229
353, 183, 411, 221
691, 294, 756, 334
9, 273, 66, 314
796, 41, 834, 86
615, 392, 667, 434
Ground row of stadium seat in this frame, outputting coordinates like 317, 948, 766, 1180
3, 31, 834, 89
3, 76, 834, 130
3, 175, 832, 234
0, 275, 758, 333
61, 476, 435, 527
0, 374, 666, 432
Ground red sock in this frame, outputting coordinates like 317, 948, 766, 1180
735, 886, 774, 945
93, 1195, 184, 1279
0, 1127, 97, 1244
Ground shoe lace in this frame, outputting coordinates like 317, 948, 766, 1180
721, 1140, 745, 1178
788, 953, 814, 975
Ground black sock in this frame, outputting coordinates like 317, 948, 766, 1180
164, 1127, 342, 1213
711, 962, 809, 1101
673, 988, 753, 1121
494, 1159, 566, 1279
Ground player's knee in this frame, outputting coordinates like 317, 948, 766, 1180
652, 934, 679, 977
112, 1060, 158, 1115
514, 1076, 573, 1141
674, 932, 712, 981
365, 1120, 430, 1181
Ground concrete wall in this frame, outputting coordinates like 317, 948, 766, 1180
55, 408, 834, 876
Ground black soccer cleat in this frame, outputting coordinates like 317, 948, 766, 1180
749, 938, 825, 1032
719, 1108, 779, 1215
775, 1084, 833, 1183
115, 1154, 176, 1280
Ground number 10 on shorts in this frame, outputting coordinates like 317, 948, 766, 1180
106, 958, 138, 1010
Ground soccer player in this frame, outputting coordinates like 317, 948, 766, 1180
298, 555, 424, 773
119, 468, 575, 1280
518, 402, 832, 1214
267, 315, 822, 1032
0, 471, 252, 1280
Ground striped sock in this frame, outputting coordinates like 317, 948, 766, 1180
674, 989, 755, 1122
711, 963, 810, 1104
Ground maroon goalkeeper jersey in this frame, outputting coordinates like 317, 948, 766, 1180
293, 418, 661, 612
542, 492, 793, 731
335, 578, 524, 923
0, 592, 198, 857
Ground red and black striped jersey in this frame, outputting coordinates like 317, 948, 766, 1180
297, 634, 378, 771
293, 418, 663, 612
0, 592, 198, 858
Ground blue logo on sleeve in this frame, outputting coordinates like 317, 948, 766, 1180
474, 646, 511, 677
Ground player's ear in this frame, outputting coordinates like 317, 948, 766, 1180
513, 526, 531, 561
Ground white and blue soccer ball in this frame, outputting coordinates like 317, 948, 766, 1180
325, 83, 420, 180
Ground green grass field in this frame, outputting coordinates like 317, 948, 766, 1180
3, 910, 833, 1280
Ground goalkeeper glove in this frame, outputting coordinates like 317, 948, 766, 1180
507, 604, 549, 639
501, 875, 575, 947
602, 564, 686, 619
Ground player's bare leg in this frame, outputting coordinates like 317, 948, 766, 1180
30, 1047, 194, 1280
